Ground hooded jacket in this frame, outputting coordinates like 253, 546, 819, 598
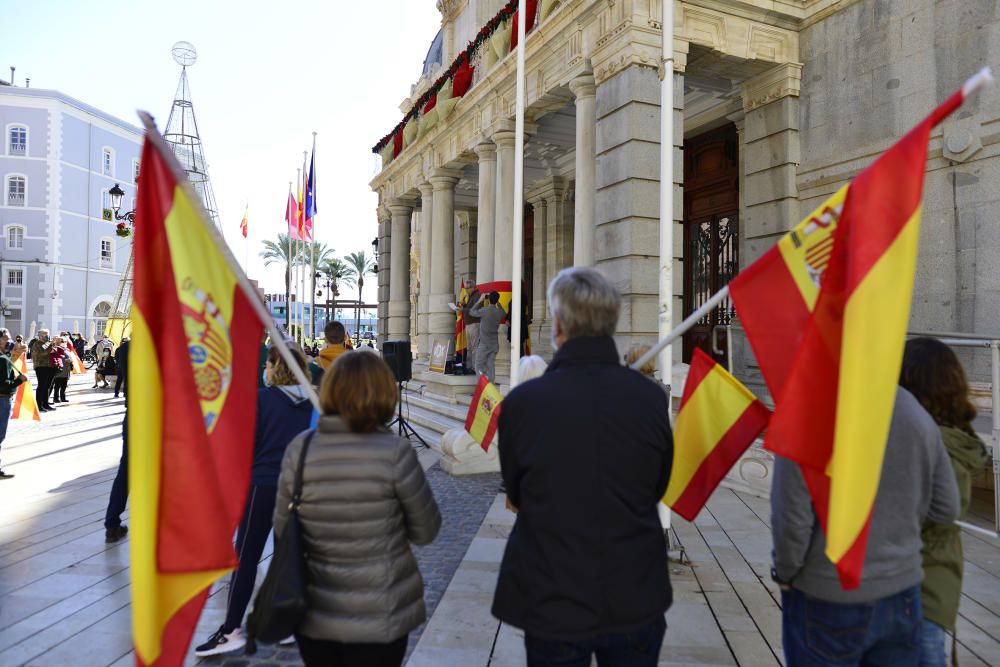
252, 385, 313, 486
921, 425, 990, 630
317, 342, 351, 370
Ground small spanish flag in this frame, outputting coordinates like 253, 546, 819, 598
465, 374, 503, 452
11, 355, 40, 421
663, 349, 770, 521
455, 283, 468, 359
239, 204, 248, 238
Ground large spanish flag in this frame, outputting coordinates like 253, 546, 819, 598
11, 355, 39, 422
465, 374, 503, 452
455, 283, 469, 359
730, 75, 983, 589
663, 349, 769, 521
476, 280, 513, 323
130, 118, 263, 665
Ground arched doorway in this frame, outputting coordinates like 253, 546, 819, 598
93, 301, 112, 338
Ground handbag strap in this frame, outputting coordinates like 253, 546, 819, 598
290, 429, 317, 510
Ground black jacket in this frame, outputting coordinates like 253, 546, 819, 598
492, 336, 674, 641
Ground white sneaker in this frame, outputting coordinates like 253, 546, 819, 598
279, 635, 296, 645
194, 626, 246, 657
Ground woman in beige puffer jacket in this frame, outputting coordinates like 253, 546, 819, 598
273, 350, 440, 667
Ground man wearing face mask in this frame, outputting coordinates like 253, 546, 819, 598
492, 267, 675, 666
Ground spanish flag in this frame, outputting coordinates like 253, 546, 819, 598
476, 280, 512, 323
68, 347, 85, 374
11, 355, 39, 421
663, 349, 769, 521
465, 374, 503, 452
455, 283, 468, 359
239, 204, 248, 239
730, 73, 985, 589
130, 117, 263, 665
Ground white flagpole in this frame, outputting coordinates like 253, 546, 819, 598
301, 150, 308, 345
310, 132, 317, 340
295, 166, 302, 345
287, 182, 293, 333
510, 0, 527, 388
659, 0, 675, 390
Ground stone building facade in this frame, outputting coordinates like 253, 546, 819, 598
370, 0, 1000, 393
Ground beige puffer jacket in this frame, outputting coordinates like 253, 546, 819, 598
273, 415, 441, 643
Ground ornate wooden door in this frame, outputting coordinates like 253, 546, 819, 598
683, 125, 739, 366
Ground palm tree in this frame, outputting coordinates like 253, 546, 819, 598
260, 233, 299, 329
301, 241, 336, 339
321, 258, 354, 323
342, 250, 375, 343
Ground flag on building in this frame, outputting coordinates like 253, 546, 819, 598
285, 188, 301, 241
465, 374, 502, 452
239, 204, 248, 239
663, 349, 770, 521
305, 140, 316, 240
455, 283, 468, 365
729, 81, 973, 590
11, 355, 39, 421
129, 119, 264, 665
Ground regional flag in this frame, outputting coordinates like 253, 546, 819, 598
11, 355, 39, 421
130, 117, 264, 665
297, 159, 308, 242
239, 204, 248, 239
285, 187, 301, 241
731, 72, 987, 589
465, 374, 502, 452
663, 349, 769, 521
305, 139, 317, 240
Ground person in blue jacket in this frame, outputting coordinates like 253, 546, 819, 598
195, 343, 314, 657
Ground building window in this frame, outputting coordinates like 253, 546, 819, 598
100, 238, 114, 269
7, 176, 25, 207
93, 301, 112, 337
8, 126, 27, 156
7, 226, 24, 249
101, 189, 112, 220
7, 269, 23, 286
132, 159, 140, 183
103, 148, 114, 177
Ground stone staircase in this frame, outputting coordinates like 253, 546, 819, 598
397, 379, 475, 450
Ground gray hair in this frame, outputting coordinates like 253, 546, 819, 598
0, 328, 8, 338
547, 267, 621, 340
518, 354, 548, 382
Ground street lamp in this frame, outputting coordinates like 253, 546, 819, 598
108, 183, 135, 223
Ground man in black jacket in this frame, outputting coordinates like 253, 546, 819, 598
492, 267, 674, 666
113, 337, 129, 398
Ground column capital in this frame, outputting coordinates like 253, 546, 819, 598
569, 74, 596, 100
388, 198, 415, 216
429, 167, 461, 190
741, 62, 802, 113
417, 181, 434, 198
492, 130, 516, 149
473, 141, 497, 161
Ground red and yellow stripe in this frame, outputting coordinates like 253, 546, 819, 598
11, 355, 40, 421
465, 374, 503, 452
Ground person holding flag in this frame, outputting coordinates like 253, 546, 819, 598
0, 328, 28, 480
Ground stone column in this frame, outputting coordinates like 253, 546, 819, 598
474, 142, 497, 283
376, 209, 391, 349
428, 169, 462, 339
416, 182, 433, 359
529, 196, 550, 359
570, 74, 597, 267
492, 126, 516, 280
542, 182, 569, 357
388, 200, 414, 341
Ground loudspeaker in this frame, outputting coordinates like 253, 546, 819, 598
382, 340, 412, 383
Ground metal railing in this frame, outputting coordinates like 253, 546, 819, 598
7, 193, 25, 206
9, 144, 25, 155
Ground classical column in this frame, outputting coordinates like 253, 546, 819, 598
416, 182, 433, 359
474, 142, 497, 283
428, 168, 462, 339
388, 200, 414, 341
376, 209, 391, 349
529, 197, 550, 358
570, 74, 597, 267
492, 126, 516, 281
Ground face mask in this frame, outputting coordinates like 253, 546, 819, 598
262, 369, 270, 387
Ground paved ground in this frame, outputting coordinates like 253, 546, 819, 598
2, 368, 999, 666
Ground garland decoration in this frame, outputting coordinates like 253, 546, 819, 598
373, 0, 545, 159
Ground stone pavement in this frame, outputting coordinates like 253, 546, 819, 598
2, 368, 1000, 666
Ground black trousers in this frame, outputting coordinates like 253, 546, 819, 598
105, 416, 128, 528
115, 368, 126, 396
294, 633, 407, 667
35, 367, 56, 408
223, 484, 277, 632
51, 377, 68, 402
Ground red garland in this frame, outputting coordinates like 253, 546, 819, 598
373, 0, 530, 154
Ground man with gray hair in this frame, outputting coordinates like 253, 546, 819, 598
492, 267, 674, 665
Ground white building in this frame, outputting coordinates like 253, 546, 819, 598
0, 81, 141, 339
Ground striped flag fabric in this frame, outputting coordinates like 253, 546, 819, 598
130, 119, 263, 665
285, 188, 301, 241
68, 348, 85, 374
11, 355, 39, 421
465, 374, 503, 452
730, 73, 985, 589
663, 349, 769, 521
476, 280, 513, 323
239, 204, 248, 239
305, 139, 316, 240
455, 283, 469, 362
297, 163, 308, 242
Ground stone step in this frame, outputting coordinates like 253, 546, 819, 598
404, 392, 470, 423
398, 399, 463, 438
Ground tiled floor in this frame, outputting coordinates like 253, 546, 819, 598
2, 369, 999, 666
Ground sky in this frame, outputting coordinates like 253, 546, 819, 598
3, 0, 443, 305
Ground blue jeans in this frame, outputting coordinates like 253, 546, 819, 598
918, 618, 947, 667
524, 616, 666, 667
782, 585, 922, 666
0, 395, 10, 463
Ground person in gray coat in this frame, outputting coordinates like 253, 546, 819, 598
469, 290, 506, 382
273, 349, 441, 667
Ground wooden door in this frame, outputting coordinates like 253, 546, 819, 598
683, 125, 739, 366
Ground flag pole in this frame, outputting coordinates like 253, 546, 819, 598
631, 285, 730, 373
658, 0, 675, 390
295, 165, 302, 345
137, 111, 321, 411
310, 131, 317, 341
509, 0, 527, 388
301, 151, 308, 345
287, 182, 293, 333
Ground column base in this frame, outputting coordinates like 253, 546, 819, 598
440, 427, 500, 475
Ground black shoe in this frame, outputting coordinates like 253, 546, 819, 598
194, 626, 247, 657
113, 394, 119, 398
105, 525, 128, 543
0, 470, 14, 480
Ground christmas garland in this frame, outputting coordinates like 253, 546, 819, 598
372, 0, 538, 156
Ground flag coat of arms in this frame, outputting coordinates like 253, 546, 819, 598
130, 118, 263, 665
11, 355, 40, 421
663, 349, 770, 521
465, 374, 503, 452
729, 81, 973, 589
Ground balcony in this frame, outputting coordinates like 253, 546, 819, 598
7, 193, 25, 207
9, 144, 26, 156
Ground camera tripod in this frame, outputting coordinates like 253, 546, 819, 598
389, 381, 429, 448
